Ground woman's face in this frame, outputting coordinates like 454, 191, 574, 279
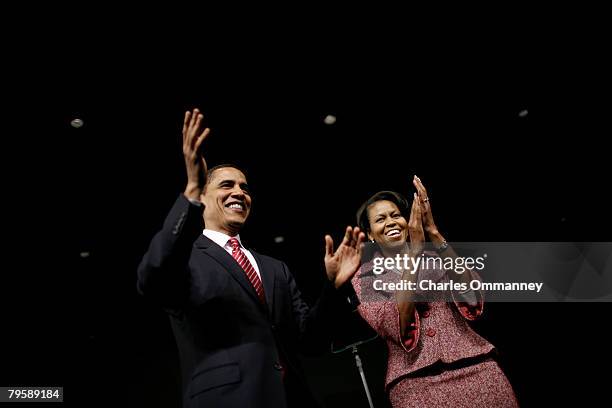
367, 200, 409, 247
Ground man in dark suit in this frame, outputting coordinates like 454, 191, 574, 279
137, 109, 364, 407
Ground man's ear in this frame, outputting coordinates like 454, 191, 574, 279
367, 232, 373, 241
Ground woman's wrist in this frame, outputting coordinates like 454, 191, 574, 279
428, 229, 446, 246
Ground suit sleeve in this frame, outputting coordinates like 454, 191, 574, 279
282, 262, 352, 355
137, 194, 204, 308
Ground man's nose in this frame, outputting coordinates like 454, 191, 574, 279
230, 187, 245, 198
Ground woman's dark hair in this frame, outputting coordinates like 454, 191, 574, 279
356, 190, 411, 235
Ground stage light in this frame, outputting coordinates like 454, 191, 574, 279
518, 110, 528, 118
324, 115, 336, 125
71, 118, 84, 128
274, 236, 285, 244
80, 251, 90, 258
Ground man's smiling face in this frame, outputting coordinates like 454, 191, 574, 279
201, 166, 252, 236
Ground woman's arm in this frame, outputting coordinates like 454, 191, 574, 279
413, 176, 483, 318
396, 192, 424, 338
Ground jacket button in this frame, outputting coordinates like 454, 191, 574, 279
422, 311, 430, 318
426, 328, 436, 337
273, 362, 283, 371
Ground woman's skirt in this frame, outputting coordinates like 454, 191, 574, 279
388, 357, 519, 408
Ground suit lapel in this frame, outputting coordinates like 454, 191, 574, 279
194, 235, 264, 309
250, 250, 275, 315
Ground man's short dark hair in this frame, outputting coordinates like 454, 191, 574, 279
203, 164, 249, 193
356, 190, 410, 235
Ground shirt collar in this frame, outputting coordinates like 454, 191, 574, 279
203, 229, 243, 249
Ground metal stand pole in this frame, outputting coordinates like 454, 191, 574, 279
352, 345, 374, 408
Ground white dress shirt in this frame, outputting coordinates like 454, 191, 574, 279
202, 229, 262, 280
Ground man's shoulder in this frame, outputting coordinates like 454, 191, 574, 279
249, 249, 286, 268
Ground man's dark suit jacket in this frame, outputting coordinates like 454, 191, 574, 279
137, 195, 345, 408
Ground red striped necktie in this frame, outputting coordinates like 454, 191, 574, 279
227, 237, 266, 304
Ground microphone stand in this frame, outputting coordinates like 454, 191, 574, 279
332, 333, 378, 408
352, 344, 374, 408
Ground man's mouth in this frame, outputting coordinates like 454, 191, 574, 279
225, 201, 246, 212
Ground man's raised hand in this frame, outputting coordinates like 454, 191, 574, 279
183, 108, 211, 201
324, 226, 366, 289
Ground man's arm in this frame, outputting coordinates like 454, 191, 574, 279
137, 109, 211, 307
284, 262, 353, 355
286, 227, 366, 354
136, 195, 204, 306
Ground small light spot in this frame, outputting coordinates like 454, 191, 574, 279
324, 115, 336, 125
274, 236, 285, 244
80, 251, 90, 258
518, 110, 528, 118
71, 118, 84, 128
561, 217, 566, 222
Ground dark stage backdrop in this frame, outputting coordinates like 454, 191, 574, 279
2, 12, 611, 408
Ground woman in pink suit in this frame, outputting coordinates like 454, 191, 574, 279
324, 176, 518, 407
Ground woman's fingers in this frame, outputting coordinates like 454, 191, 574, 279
413, 193, 421, 224
413, 175, 428, 202
415, 175, 427, 195
409, 192, 418, 225
414, 176, 435, 227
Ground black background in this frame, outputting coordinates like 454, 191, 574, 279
2, 7, 610, 407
